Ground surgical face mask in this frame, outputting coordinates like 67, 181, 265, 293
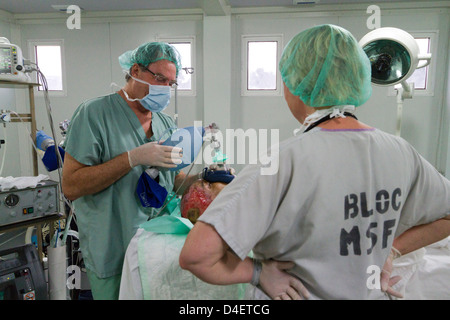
122, 72, 171, 113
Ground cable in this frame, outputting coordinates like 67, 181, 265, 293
25, 226, 34, 244
8, 110, 71, 203
0, 125, 7, 176
8, 110, 74, 217
31, 64, 73, 202
0, 229, 27, 248
61, 204, 74, 246
8, 111, 39, 152
26, 63, 76, 249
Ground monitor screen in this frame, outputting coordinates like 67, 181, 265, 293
0, 47, 12, 74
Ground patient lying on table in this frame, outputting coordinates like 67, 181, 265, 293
119, 177, 246, 300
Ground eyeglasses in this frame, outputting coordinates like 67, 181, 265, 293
140, 64, 178, 86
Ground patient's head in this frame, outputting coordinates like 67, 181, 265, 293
180, 179, 227, 224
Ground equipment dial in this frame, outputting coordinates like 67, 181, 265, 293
4, 194, 20, 207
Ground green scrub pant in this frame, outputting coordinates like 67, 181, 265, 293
86, 268, 121, 300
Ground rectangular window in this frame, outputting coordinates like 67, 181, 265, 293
35, 45, 63, 91
28, 39, 66, 95
242, 35, 283, 96
389, 31, 437, 96
157, 37, 195, 95
394, 37, 430, 90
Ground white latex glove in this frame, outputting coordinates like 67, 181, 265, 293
257, 260, 310, 300
128, 142, 183, 168
380, 247, 403, 298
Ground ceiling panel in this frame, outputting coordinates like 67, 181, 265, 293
0, 0, 200, 14
0, 0, 434, 14
228, 0, 417, 7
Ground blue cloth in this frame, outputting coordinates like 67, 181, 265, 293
136, 171, 168, 208
42, 145, 65, 171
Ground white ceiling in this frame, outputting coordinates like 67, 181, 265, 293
0, 0, 432, 15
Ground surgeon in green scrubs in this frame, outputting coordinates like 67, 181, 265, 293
62, 42, 198, 300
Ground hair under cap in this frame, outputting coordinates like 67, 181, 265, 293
279, 24, 372, 108
118, 42, 182, 76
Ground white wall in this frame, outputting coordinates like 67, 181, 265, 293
18, 18, 203, 133
445, 32, 450, 179
0, 3, 449, 178
230, 7, 450, 173
15, 15, 203, 178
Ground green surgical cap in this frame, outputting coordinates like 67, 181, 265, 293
118, 42, 182, 76
279, 24, 372, 108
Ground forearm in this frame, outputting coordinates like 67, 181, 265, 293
62, 152, 131, 201
186, 250, 254, 285
179, 221, 253, 285
180, 222, 310, 300
393, 216, 450, 255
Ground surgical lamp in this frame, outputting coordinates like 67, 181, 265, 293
359, 27, 431, 136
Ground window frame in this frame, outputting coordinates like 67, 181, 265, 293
241, 34, 283, 97
27, 39, 67, 97
388, 30, 438, 97
156, 36, 196, 96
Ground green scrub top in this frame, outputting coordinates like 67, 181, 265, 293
64, 92, 179, 278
